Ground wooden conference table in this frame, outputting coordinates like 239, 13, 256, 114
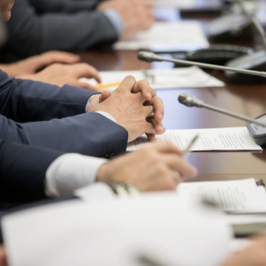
77, 4, 266, 184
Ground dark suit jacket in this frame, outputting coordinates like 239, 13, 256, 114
0, 68, 128, 208
0, 138, 64, 204
0, 0, 118, 62
0, 70, 128, 157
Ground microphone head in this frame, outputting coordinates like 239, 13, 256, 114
178, 94, 204, 108
178, 94, 188, 105
137, 51, 163, 62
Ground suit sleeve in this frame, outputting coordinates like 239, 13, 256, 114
0, 138, 64, 203
0, 112, 128, 157
0, 70, 97, 122
28, 0, 105, 13
3, 0, 118, 59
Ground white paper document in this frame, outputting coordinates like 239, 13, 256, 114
80, 66, 224, 91
113, 22, 209, 51
177, 178, 266, 213
2, 194, 231, 266
154, 0, 196, 8
127, 127, 262, 152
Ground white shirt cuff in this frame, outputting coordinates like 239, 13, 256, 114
85, 96, 117, 124
95, 111, 117, 124
45, 153, 107, 197
102, 9, 124, 35
85, 95, 97, 112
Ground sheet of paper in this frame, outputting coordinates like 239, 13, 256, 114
178, 178, 266, 212
79, 66, 224, 91
154, 0, 222, 8
2, 193, 231, 266
127, 127, 262, 152
154, 0, 196, 8
113, 22, 209, 51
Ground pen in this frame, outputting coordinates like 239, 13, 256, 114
96, 82, 121, 90
182, 134, 199, 157
138, 254, 182, 266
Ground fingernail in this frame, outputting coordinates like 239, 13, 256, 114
159, 113, 163, 119
147, 92, 152, 100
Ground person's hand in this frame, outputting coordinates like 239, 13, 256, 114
88, 78, 165, 141
0, 51, 80, 77
18, 63, 101, 90
97, 0, 154, 39
219, 235, 266, 266
96, 141, 197, 191
0, 246, 7, 266
87, 76, 165, 142
0, 0, 15, 22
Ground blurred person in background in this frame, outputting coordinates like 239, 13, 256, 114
0, 0, 155, 63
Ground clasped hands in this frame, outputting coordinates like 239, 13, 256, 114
87, 76, 198, 192
87, 76, 165, 142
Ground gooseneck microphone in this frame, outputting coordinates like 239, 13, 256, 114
178, 94, 266, 127
138, 51, 266, 78
236, 0, 266, 50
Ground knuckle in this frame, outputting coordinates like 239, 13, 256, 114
157, 164, 168, 177
125, 75, 136, 82
77, 63, 87, 68
161, 176, 176, 191
149, 153, 160, 164
115, 85, 127, 94
138, 145, 150, 155
164, 141, 174, 149
138, 79, 149, 86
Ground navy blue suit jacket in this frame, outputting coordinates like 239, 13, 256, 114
0, 70, 128, 157
0, 69, 128, 206
0, 138, 64, 204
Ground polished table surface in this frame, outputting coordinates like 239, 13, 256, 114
77, 5, 266, 183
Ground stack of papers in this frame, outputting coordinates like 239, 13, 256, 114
127, 127, 262, 152
114, 22, 209, 51
178, 178, 266, 213
80, 67, 224, 91
2, 194, 231, 266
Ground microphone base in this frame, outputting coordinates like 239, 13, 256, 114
207, 13, 255, 42
225, 50, 266, 84
185, 45, 252, 66
247, 113, 266, 146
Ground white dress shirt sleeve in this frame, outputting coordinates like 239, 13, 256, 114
45, 153, 107, 197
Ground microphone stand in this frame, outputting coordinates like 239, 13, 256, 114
178, 94, 266, 127
137, 51, 266, 78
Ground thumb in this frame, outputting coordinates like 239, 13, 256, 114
99, 91, 112, 103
